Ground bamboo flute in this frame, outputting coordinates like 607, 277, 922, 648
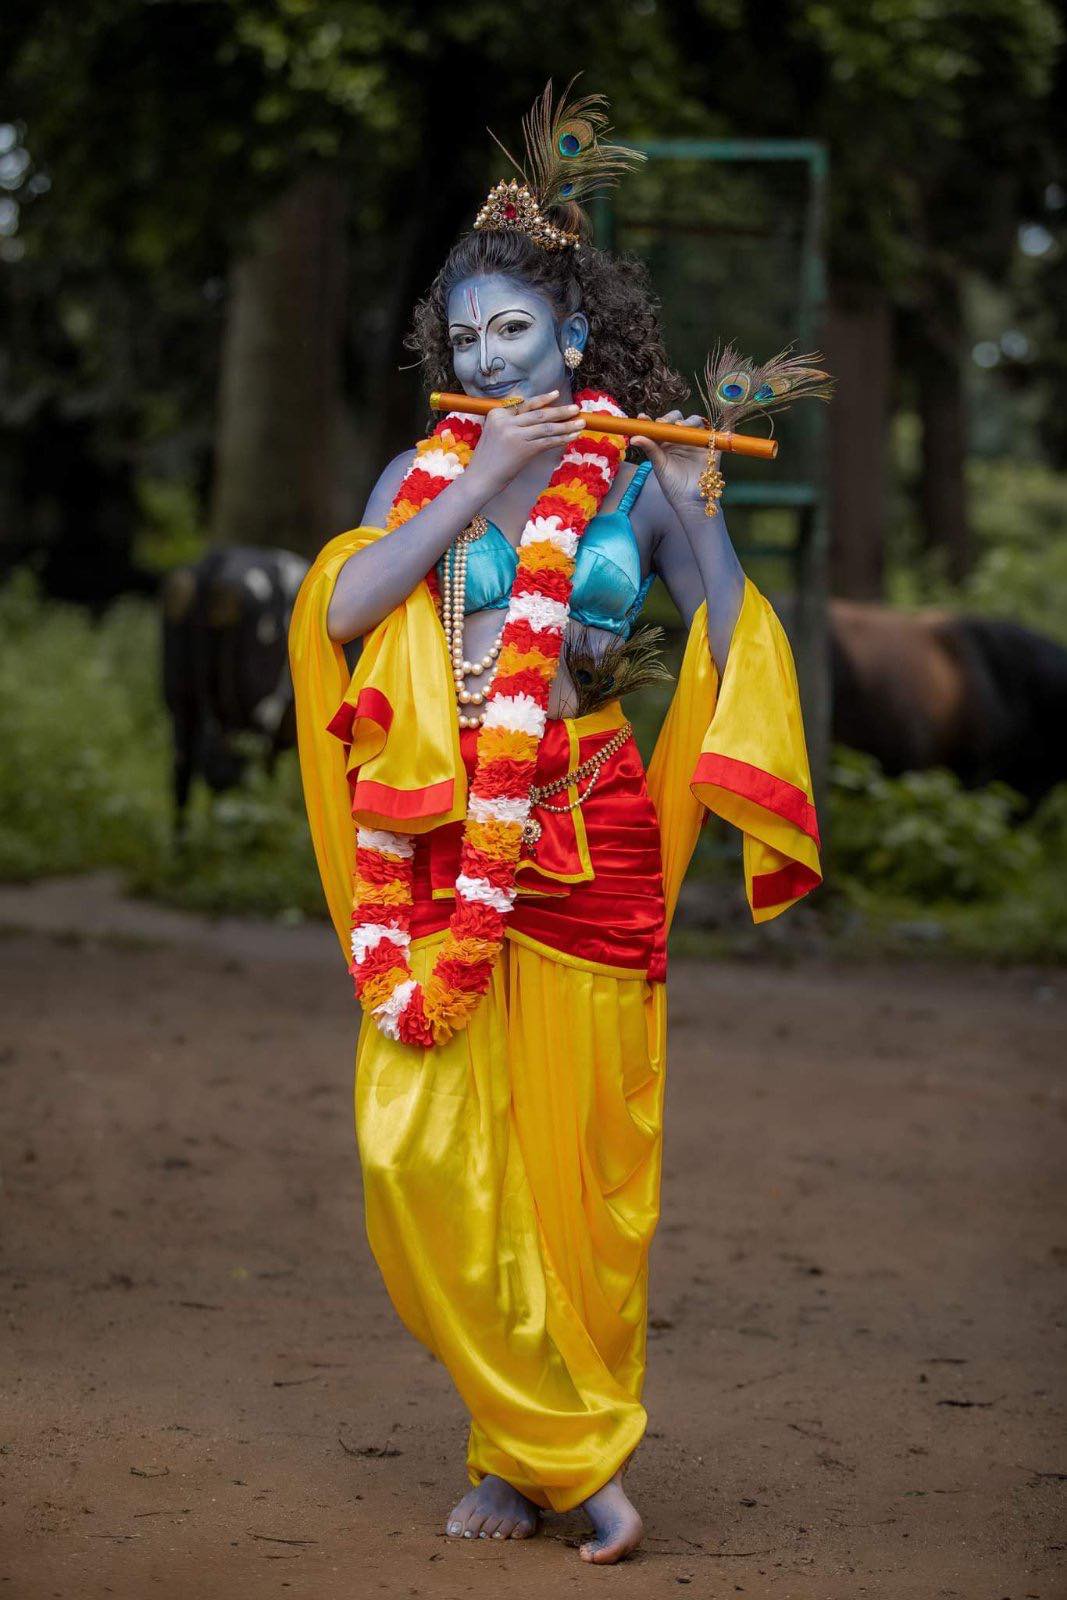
428, 391, 778, 460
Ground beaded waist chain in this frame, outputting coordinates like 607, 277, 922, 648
521, 721, 632, 848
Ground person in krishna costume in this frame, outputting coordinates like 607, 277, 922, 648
288, 80, 826, 1565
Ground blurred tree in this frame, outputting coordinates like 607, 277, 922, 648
662, 0, 1062, 590
201, 1, 696, 548
1, 0, 1062, 589
1, 0, 690, 567
1027, 5, 1067, 469
0, 0, 259, 591
209, 168, 349, 549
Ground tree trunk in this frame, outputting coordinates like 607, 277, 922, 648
210, 168, 348, 554
360, 181, 458, 494
825, 278, 892, 599
911, 269, 971, 583
355, 115, 479, 498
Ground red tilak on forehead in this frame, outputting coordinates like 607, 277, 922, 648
464, 285, 481, 329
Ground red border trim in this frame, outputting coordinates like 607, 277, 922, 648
326, 685, 394, 744
352, 776, 455, 821
693, 752, 821, 849
325, 703, 353, 740
751, 860, 822, 910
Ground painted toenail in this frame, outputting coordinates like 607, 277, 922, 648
463, 1530, 472, 1538
447, 1522, 460, 1534
492, 1530, 503, 1538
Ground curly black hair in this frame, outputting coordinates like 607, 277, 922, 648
405, 222, 689, 423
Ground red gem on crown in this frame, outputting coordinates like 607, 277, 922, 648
472, 178, 581, 251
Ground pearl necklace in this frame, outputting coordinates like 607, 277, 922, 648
440, 515, 505, 729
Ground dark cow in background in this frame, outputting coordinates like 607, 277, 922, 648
162, 545, 309, 836
830, 602, 1067, 807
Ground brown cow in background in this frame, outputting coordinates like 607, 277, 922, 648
829, 602, 1067, 806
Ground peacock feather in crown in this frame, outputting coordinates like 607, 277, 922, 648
473, 77, 645, 251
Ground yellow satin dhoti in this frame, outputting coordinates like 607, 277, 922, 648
288, 524, 822, 1516
356, 931, 666, 1512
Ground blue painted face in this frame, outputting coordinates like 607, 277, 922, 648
446, 272, 588, 402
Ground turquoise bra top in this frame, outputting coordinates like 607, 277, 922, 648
438, 460, 655, 639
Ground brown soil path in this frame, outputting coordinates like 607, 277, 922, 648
1, 874, 1064, 1599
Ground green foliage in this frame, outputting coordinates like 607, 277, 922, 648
0, 568, 322, 920
828, 746, 1040, 901
833, 869, 1067, 966
132, 475, 210, 575
827, 746, 1067, 961
4, 0, 1062, 600
889, 449, 1067, 645
0, 568, 169, 880
130, 746, 323, 919
680, 0, 1062, 290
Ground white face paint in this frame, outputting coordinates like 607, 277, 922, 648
445, 272, 587, 403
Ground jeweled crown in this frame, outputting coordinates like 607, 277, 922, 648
471, 78, 644, 254
473, 179, 581, 252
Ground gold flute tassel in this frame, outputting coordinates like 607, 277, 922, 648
697, 450, 726, 516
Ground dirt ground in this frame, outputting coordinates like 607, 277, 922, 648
1, 872, 1065, 1600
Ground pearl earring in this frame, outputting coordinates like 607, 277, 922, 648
563, 344, 584, 370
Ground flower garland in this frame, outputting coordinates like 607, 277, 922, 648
347, 390, 626, 1048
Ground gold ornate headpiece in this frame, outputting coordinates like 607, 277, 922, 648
473, 77, 645, 252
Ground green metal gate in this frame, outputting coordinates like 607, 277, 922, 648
593, 139, 831, 803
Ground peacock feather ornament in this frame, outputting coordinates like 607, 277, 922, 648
695, 343, 835, 513
563, 623, 675, 718
473, 76, 645, 251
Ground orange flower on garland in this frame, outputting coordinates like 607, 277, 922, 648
347, 394, 626, 1047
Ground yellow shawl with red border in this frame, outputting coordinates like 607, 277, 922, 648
288, 525, 822, 964
647, 579, 822, 928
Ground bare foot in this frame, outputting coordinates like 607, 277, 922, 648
445, 1473, 541, 1541
578, 1467, 644, 1564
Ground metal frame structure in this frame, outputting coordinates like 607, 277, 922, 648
593, 139, 832, 800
